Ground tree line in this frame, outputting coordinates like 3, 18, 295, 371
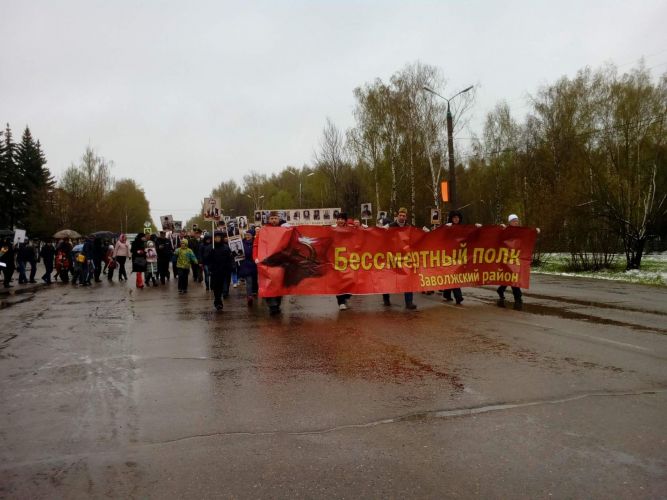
188, 61, 665, 270
0, 125, 152, 237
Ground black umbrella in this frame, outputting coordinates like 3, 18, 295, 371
90, 231, 116, 239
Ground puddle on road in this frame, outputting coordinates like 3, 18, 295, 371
525, 292, 667, 317
494, 299, 667, 335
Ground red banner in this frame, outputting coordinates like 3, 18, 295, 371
256, 225, 538, 297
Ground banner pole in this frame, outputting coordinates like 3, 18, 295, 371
212, 220, 215, 248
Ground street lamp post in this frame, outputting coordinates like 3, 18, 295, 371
246, 193, 264, 211
422, 85, 473, 208
287, 170, 315, 208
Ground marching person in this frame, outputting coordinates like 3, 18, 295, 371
82, 236, 94, 286
382, 207, 417, 310
55, 238, 72, 283
333, 212, 352, 310
209, 232, 234, 310
173, 238, 198, 294
130, 233, 147, 289
443, 210, 464, 305
238, 229, 258, 306
113, 234, 130, 282
199, 234, 213, 291
189, 230, 202, 283
496, 213, 540, 308
105, 241, 116, 281
264, 211, 285, 315
145, 240, 158, 286
92, 237, 105, 282
40, 239, 55, 285
156, 231, 173, 284
0, 238, 15, 288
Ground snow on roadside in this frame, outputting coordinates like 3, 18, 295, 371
533, 269, 666, 285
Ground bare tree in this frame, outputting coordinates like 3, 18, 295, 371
314, 118, 346, 205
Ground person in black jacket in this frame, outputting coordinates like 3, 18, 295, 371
199, 235, 213, 291
1, 238, 15, 288
40, 239, 56, 284
92, 237, 105, 282
131, 233, 147, 289
443, 210, 464, 305
155, 232, 173, 284
208, 232, 234, 310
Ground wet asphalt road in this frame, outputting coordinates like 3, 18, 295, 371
1, 273, 666, 499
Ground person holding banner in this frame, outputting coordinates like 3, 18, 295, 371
443, 210, 465, 305
333, 212, 353, 310
209, 232, 234, 310
264, 211, 285, 315
238, 229, 258, 306
382, 207, 417, 310
497, 214, 540, 308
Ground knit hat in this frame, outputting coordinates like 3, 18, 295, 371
508, 214, 519, 223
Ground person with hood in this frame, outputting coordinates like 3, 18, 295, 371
113, 234, 130, 281
382, 207, 417, 310
131, 233, 147, 289
40, 239, 55, 284
443, 210, 465, 305
173, 238, 198, 294
71, 241, 85, 285
237, 229, 258, 306
208, 232, 234, 309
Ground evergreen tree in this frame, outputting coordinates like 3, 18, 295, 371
0, 124, 18, 229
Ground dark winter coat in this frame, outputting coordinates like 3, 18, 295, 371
130, 236, 147, 272
237, 239, 257, 278
155, 237, 173, 260
40, 244, 56, 267
18, 243, 35, 263
208, 244, 234, 277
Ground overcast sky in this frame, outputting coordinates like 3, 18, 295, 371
2, 0, 665, 224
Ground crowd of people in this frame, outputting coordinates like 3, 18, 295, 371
0, 208, 533, 314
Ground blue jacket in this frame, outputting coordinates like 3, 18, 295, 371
237, 239, 257, 278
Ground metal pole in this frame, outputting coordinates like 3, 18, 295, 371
446, 102, 457, 208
